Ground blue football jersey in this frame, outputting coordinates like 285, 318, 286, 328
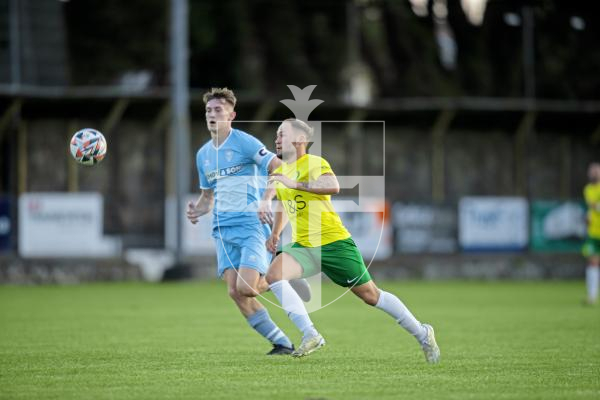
196, 128, 275, 229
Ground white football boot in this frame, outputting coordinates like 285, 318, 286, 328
292, 334, 325, 358
420, 324, 440, 364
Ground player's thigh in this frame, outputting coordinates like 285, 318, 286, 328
235, 267, 262, 296
266, 253, 304, 283
214, 235, 242, 278
238, 237, 270, 276
223, 268, 241, 299
320, 238, 372, 287
221, 224, 269, 276
279, 243, 321, 279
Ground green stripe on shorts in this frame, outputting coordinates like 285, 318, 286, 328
281, 237, 372, 287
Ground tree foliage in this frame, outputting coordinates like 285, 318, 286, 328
63, 0, 600, 99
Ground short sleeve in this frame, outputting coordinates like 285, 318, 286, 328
197, 151, 211, 189
259, 159, 270, 177
242, 134, 276, 172
309, 157, 334, 181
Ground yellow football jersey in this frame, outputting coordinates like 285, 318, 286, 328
584, 182, 600, 239
274, 154, 350, 247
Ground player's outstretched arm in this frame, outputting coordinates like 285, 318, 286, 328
186, 189, 214, 224
269, 173, 340, 195
302, 173, 340, 194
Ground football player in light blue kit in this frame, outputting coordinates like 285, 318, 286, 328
186, 87, 295, 355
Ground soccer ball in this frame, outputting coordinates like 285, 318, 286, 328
69, 128, 107, 166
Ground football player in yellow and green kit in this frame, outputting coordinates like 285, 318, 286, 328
264, 118, 440, 362
583, 162, 600, 305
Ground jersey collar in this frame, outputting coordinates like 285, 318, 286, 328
283, 153, 309, 167
212, 129, 234, 150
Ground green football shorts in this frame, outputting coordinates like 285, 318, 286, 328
281, 237, 372, 287
582, 237, 600, 257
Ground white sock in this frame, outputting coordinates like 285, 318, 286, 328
586, 266, 599, 301
269, 280, 318, 338
375, 290, 427, 343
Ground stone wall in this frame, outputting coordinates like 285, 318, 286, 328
0, 253, 585, 284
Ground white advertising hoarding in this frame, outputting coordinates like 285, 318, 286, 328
393, 203, 457, 253
166, 195, 216, 256
18, 193, 121, 257
334, 197, 392, 260
168, 196, 391, 260
459, 197, 528, 252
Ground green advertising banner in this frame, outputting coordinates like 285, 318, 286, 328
530, 201, 586, 252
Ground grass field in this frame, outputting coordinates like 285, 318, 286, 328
0, 281, 599, 399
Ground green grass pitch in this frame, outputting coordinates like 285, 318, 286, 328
1, 281, 599, 399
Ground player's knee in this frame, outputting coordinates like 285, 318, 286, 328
236, 283, 258, 298
363, 294, 379, 306
360, 289, 380, 306
228, 286, 241, 301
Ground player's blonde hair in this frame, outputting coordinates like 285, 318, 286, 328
284, 118, 314, 141
202, 87, 237, 108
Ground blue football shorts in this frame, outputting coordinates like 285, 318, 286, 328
212, 223, 272, 278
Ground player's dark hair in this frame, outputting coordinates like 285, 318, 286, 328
284, 118, 314, 140
203, 87, 237, 108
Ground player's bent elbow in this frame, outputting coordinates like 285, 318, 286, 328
324, 186, 340, 195
329, 179, 341, 194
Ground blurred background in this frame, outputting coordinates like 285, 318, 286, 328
0, 0, 599, 283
